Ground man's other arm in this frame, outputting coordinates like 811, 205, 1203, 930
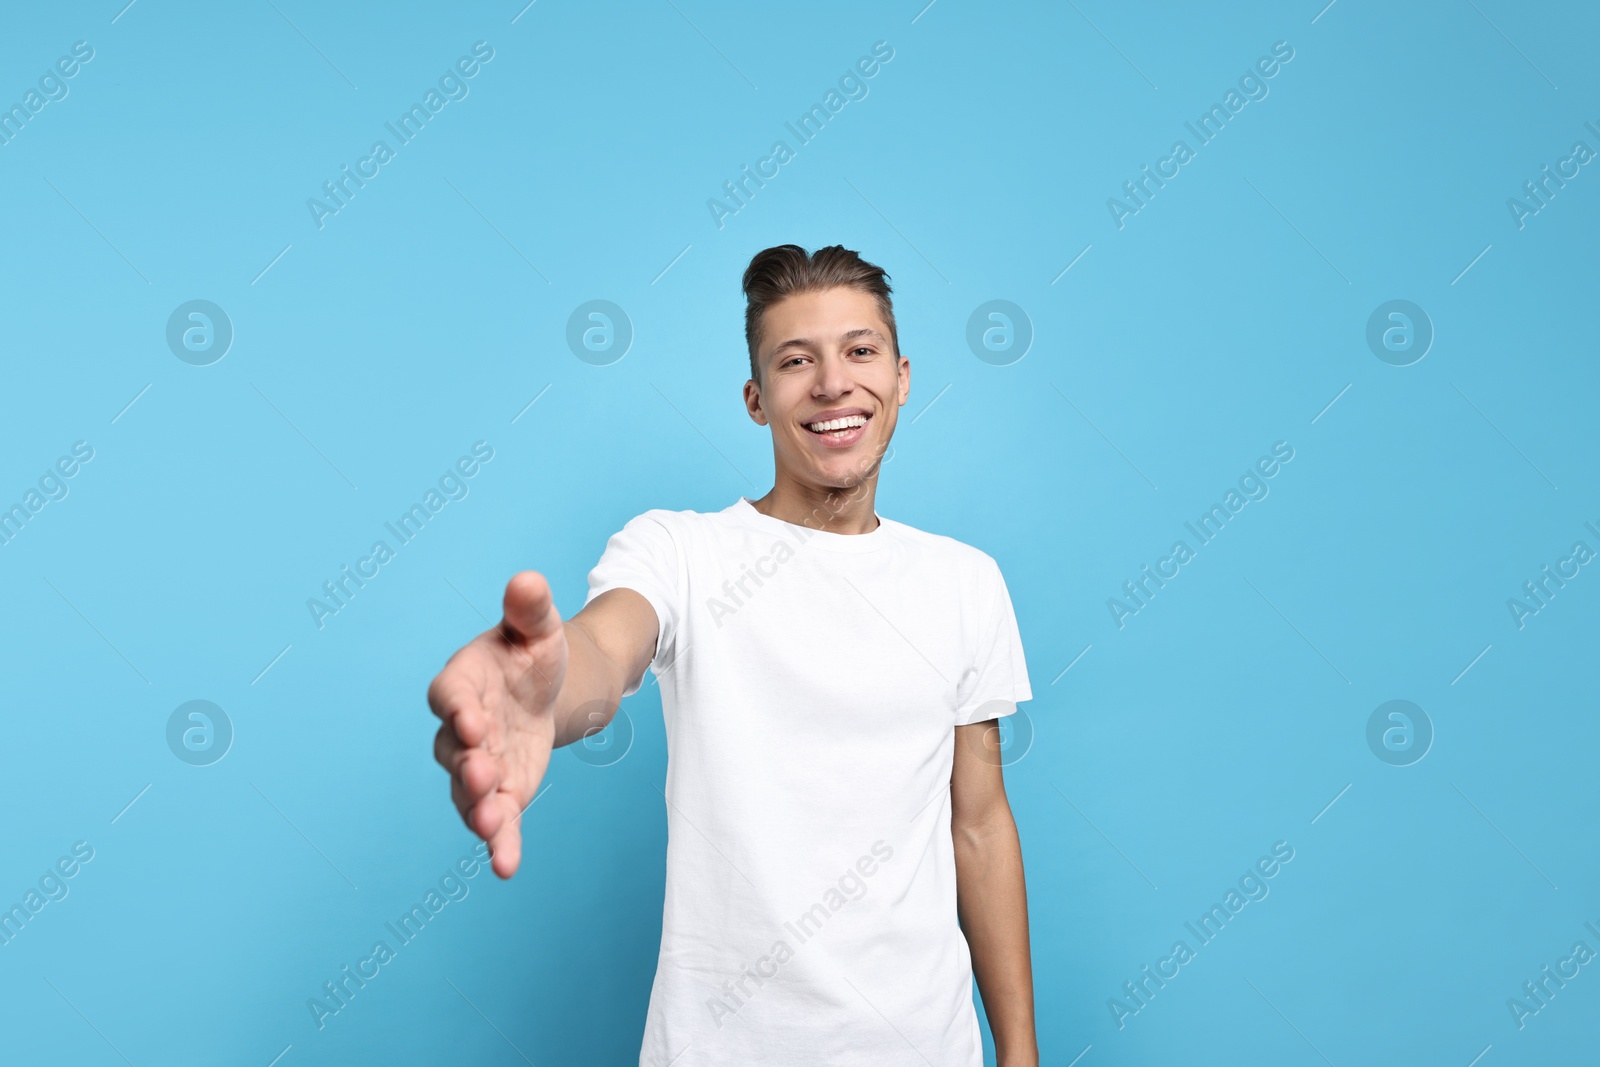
951, 717, 1039, 1067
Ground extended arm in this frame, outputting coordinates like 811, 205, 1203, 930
951, 717, 1038, 1067
554, 586, 659, 746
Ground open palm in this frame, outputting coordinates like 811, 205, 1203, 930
429, 571, 567, 878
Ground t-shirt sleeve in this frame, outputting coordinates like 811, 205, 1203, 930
953, 554, 1034, 725
583, 510, 682, 698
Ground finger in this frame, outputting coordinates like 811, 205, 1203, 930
427, 665, 479, 725
434, 709, 489, 781
450, 775, 474, 828
433, 723, 462, 772
500, 570, 561, 647
458, 749, 500, 804
470, 787, 506, 845
453, 703, 486, 748
488, 829, 521, 879
484, 793, 523, 878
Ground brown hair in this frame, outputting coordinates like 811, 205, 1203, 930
742, 244, 899, 383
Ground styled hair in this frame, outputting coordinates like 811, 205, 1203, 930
742, 244, 899, 383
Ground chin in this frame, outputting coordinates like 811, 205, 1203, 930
817, 464, 868, 489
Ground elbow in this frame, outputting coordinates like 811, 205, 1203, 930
952, 803, 1017, 855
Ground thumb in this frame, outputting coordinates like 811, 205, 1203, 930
501, 570, 561, 646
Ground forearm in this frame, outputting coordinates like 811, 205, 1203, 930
954, 809, 1038, 1067
548, 614, 625, 748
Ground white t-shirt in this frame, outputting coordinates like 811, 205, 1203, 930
583, 496, 1033, 1066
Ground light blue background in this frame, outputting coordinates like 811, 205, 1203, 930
1, 1, 1596, 1064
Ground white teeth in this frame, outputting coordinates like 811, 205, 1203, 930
806, 415, 868, 433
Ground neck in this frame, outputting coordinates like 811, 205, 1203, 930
751, 472, 880, 534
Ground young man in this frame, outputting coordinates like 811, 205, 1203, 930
428, 244, 1039, 1065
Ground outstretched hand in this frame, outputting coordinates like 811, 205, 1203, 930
428, 571, 567, 878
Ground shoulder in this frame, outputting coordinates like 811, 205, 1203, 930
629, 506, 689, 527
882, 518, 1000, 577
607, 504, 726, 547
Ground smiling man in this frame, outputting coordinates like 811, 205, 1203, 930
428, 244, 1039, 1066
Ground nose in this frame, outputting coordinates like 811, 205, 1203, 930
811, 350, 853, 399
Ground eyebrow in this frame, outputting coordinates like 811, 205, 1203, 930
768, 327, 887, 364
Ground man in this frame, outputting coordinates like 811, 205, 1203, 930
428, 244, 1039, 1065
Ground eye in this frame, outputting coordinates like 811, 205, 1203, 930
852, 346, 874, 357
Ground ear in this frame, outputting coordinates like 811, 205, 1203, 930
896, 353, 910, 406
743, 377, 769, 425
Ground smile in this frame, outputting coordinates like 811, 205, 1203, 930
806, 414, 868, 434
803, 413, 871, 447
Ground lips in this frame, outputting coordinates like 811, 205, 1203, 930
804, 407, 871, 427
803, 411, 871, 448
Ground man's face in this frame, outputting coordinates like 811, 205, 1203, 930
744, 286, 910, 490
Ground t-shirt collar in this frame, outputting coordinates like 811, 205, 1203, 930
731, 496, 892, 553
